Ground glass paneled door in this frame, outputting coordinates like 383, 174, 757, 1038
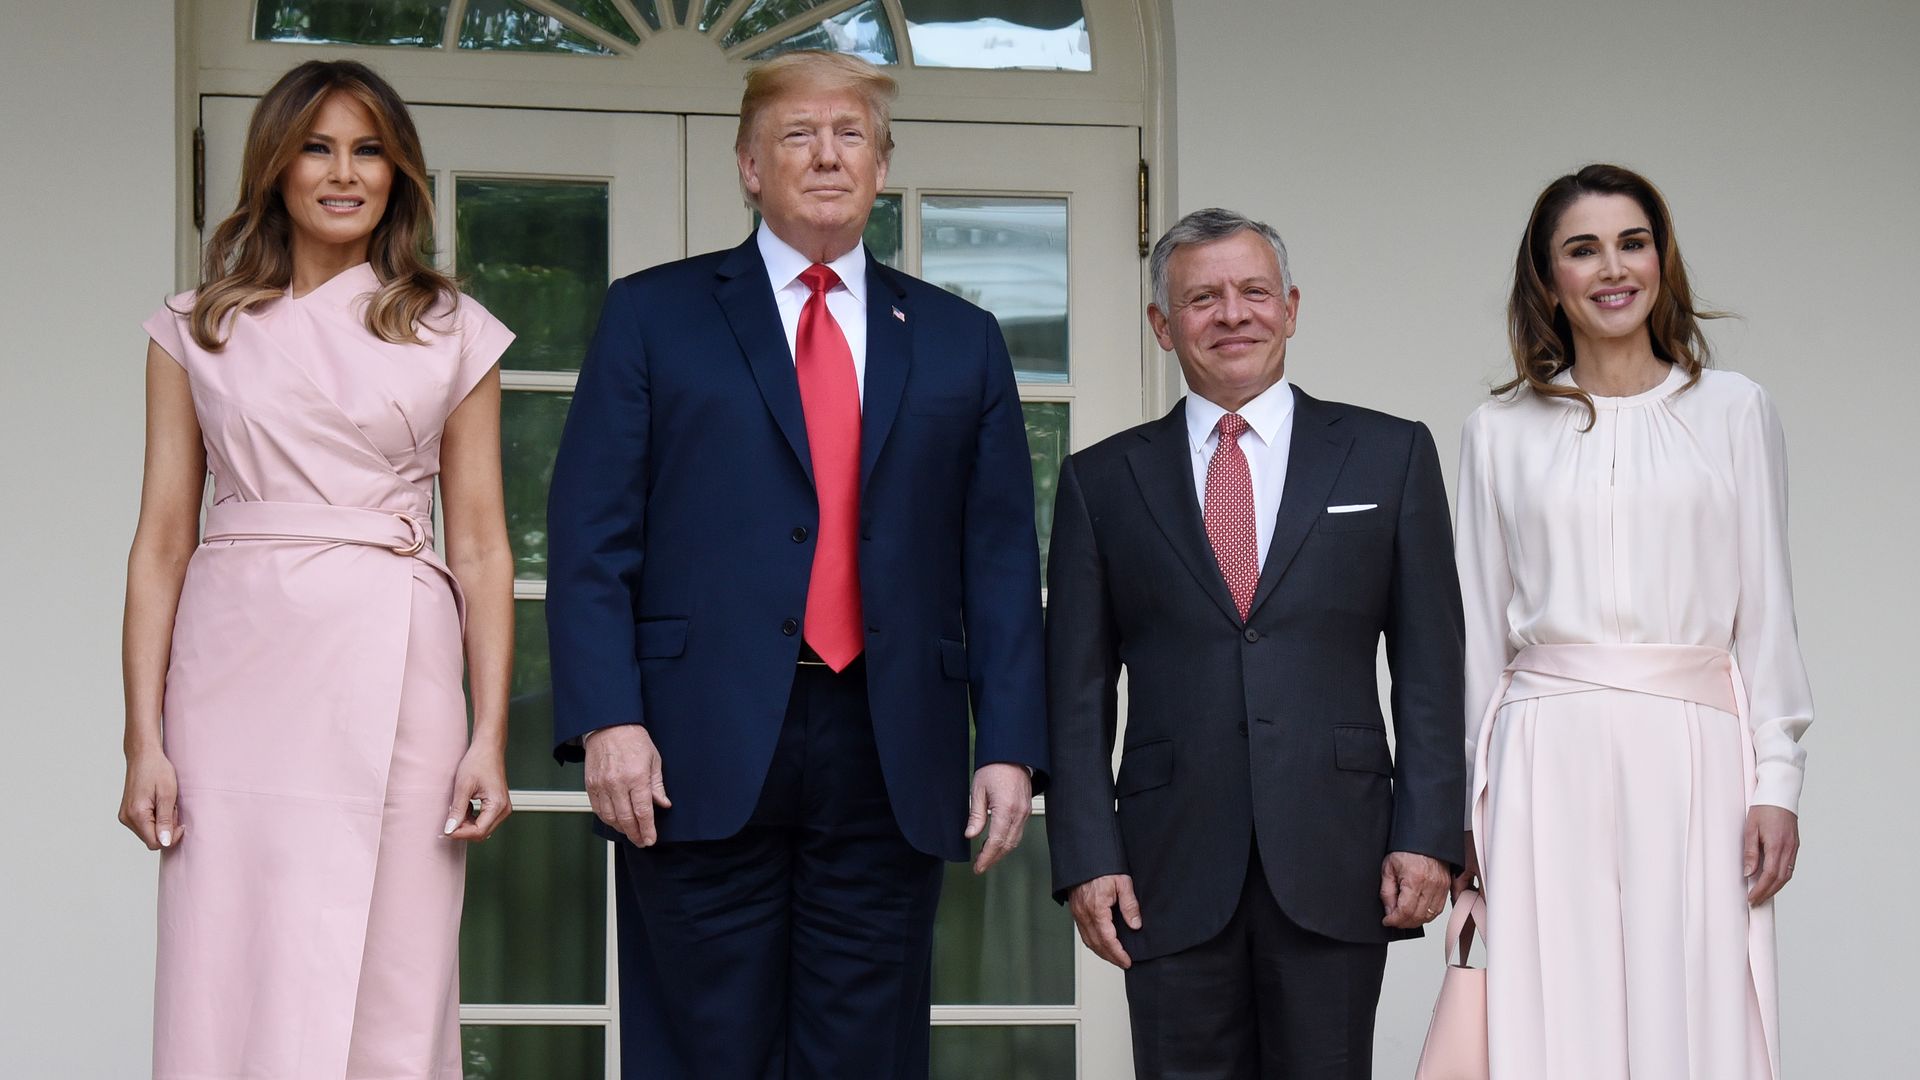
205, 99, 1142, 1078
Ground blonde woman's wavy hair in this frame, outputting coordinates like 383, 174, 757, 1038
1503, 163, 1726, 429
188, 60, 452, 350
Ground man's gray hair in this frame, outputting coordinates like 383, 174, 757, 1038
1149, 208, 1293, 312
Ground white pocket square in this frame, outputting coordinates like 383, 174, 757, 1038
1326, 503, 1378, 513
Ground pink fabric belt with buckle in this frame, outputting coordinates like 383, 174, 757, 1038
202, 500, 433, 556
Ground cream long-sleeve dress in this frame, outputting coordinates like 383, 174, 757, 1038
1457, 364, 1813, 1080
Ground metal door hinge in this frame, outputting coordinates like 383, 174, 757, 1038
1137, 159, 1150, 258
192, 126, 206, 232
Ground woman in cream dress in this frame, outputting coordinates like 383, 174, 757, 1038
119, 61, 514, 1078
1456, 164, 1812, 1079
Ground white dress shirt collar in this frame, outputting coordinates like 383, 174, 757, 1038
1185, 376, 1295, 453
757, 222, 868, 308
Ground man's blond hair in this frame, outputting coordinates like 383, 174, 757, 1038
735, 50, 898, 161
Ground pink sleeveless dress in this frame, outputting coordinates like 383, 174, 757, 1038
142, 263, 512, 1079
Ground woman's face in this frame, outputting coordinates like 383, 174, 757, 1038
1547, 193, 1661, 349
279, 91, 392, 260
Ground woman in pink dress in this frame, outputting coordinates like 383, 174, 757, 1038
119, 60, 515, 1079
1455, 164, 1813, 1079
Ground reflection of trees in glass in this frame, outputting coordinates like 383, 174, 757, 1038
932, 822, 1075, 1005
501, 392, 572, 581
461, 1022, 604, 1079
747, 0, 898, 62
902, 0, 1085, 30
865, 195, 903, 267
1023, 402, 1067, 572
458, 0, 613, 53
697, 0, 732, 31
931, 1024, 1076, 1080
550, 0, 643, 43
501, 601, 579, 792
255, 0, 449, 46
456, 179, 608, 372
459, 809, 607, 1005
722, 0, 830, 45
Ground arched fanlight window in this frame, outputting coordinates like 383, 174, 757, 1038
254, 0, 1093, 70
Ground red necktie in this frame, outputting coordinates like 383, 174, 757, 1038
795, 264, 864, 670
1204, 412, 1260, 621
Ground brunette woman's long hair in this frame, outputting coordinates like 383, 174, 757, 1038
1502, 163, 1725, 429
187, 60, 453, 350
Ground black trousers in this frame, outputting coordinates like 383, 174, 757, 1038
1124, 845, 1389, 1080
613, 661, 945, 1080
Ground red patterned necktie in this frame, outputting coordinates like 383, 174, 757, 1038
1204, 412, 1260, 621
795, 264, 864, 670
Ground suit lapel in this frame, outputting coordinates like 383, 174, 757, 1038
714, 236, 813, 482
860, 260, 911, 490
1246, 388, 1352, 619
1127, 402, 1242, 626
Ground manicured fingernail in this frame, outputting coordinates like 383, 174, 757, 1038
444, 818, 458, 835
159, 830, 171, 847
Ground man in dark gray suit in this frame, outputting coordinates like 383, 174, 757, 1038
1046, 208, 1465, 1079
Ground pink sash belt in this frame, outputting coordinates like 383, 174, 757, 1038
1467, 642, 1777, 1079
201, 500, 465, 626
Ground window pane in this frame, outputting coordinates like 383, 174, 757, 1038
461, 811, 607, 1003
922, 196, 1068, 383
461, 1024, 604, 1079
865, 194, 904, 269
459, 0, 615, 53
931, 1025, 1075, 1080
901, 0, 1091, 71
255, 0, 449, 47
456, 178, 608, 372
505, 601, 582, 793
502, 390, 571, 581
696, 0, 730, 31
633, 0, 664, 31
747, 0, 898, 64
550, 0, 642, 44
933, 818, 1073, 1005
721, 0, 832, 47
1021, 402, 1067, 574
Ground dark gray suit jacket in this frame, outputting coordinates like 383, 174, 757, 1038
1045, 388, 1465, 960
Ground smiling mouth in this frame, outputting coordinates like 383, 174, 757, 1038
1590, 288, 1639, 308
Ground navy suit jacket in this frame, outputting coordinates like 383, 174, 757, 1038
545, 236, 1048, 862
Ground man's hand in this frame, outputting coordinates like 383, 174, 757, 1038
1068, 874, 1143, 970
964, 763, 1032, 874
1380, 851, 1451, 928
585, 725, 671, 848
1745, 805, 1799, 905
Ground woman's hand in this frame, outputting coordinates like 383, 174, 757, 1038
1451, 829, 1480, 900
120, 748, 183, 850
1745, 805, 1799, 905
445, 743, 512, 842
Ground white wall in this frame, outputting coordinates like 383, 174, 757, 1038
1170, 0, 1916, 1072
0, 5, 177, 1077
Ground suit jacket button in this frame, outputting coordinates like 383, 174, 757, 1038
1243, 628, 1260, 643
790, 526, 809, 543
782, 619, 798, 636
1237, 721, 1249, 736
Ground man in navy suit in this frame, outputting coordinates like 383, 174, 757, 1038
545, 51, 1047, 1080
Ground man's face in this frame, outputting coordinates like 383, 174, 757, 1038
738, 84, 888, 258
1148, 230, 1300, 411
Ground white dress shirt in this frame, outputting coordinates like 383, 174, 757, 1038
1184, 378, 1295, 569
757, 222, 869, 401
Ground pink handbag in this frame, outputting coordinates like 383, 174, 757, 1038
1414, 889, 1489, 1079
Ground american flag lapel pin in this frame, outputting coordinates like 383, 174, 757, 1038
891, 306, 906, 322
